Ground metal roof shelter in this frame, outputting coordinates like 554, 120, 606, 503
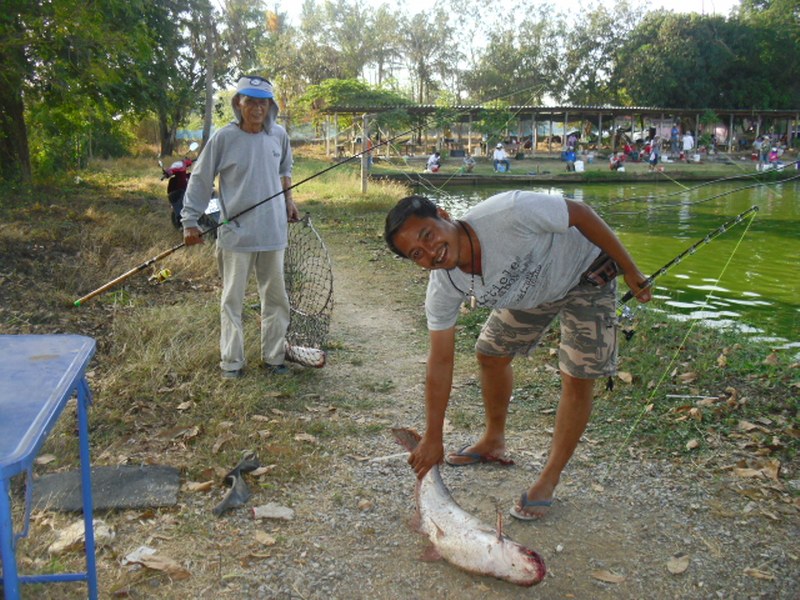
322, 103, 799, 156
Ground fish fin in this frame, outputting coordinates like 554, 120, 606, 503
432, 521, 447, 540
391, 427, 421, 452
420, 544, 442, 562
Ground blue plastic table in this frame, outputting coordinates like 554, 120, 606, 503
0, 334, 98, 600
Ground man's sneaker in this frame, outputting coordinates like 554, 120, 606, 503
221, 368, 244, 379
263, 363, 289, 375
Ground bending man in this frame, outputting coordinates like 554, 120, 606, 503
384, 191, 651, 519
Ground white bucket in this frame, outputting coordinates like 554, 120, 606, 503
574, 160, 585, 172
692, 154, 701, 162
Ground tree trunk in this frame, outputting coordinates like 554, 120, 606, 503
158, 110, 174, 156
0, 47, 32, 183
202, 7, 215, 150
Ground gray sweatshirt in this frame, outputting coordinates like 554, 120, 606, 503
181, 111, 292, 252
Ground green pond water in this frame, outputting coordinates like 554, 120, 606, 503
420, 177, 800, 349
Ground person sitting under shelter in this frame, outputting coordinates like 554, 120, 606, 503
426, 151, 441, 172
565, 147, 576, 172
609, 152, 624, 171
462, 153, 476, 173
493, 143, 510, 172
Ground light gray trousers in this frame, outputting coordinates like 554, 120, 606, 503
217, 247, 289, 371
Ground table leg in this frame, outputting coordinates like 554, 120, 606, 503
77, 378, 98, 600
0, 477, 20, 600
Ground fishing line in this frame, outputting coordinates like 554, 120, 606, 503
604, 171, 800, 217
594, 158, 800, 211
602, 206, 759, 479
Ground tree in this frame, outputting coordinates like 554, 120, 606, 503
614, 9, 799, 109
401, 10, 459, 104
0, 0, 152, 181
138, 0, 222, 157
462, 9, 559, 105
365, 6, 404, 86
558, 2, 645, 105
220, 0, 267, 74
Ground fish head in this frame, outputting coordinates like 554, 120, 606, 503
499, 540, 547, 586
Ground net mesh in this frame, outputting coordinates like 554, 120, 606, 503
284, 215, 334, 366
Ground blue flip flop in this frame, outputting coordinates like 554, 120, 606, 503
444, 444, 515, 467
510, 491, 554, 521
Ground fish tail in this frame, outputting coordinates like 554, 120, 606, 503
391, 427, 421, 452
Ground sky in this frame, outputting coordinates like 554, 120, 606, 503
276, 0, 742, 23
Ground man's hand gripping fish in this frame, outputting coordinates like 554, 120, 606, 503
392, 428, 546, 586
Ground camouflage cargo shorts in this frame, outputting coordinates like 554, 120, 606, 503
475, 280, 618, 379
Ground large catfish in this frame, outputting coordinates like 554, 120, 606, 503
392, 428, 546, 586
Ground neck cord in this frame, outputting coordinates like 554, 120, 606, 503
445, 220, 480, 309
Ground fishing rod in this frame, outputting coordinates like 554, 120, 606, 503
618, 205, 759, 306
73, 86, 545, 306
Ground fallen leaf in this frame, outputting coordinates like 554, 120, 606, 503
617, 371, 633, 384
678, 371, 697, 384
738, 420, 761, 432
158, 425, 200, 440
35, 454, 57, 465
176, 401, 193, 411
137, 554, 191, 580
48, 519, 114, 554
667, 553, 690, 574
763, 353, 779, 366
183, 480, 214, 493
294, 433, 317, 443
212, 434, 234, 454
734, 468, 763, 478
760, 459, 781, 481
254, 530, 276, 546
686, 439, 700, 451
250, 465, 277, 477
592, 483, 605, 492
592, 569, 625, 584
717, 354, 727, 367
744, 567, 775, 580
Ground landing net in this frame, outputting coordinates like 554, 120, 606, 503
284, 214, 334, 367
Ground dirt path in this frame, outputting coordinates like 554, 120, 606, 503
224, 238, 799, 599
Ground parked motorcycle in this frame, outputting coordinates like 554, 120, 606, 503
159, 142, 219, 236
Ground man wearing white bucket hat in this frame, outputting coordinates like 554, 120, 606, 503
182, 74, 299, 379
493, 143, 510, 173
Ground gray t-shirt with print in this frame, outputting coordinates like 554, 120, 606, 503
425, 191, 601, 331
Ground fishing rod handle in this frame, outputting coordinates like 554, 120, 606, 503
73, 242, 185, 306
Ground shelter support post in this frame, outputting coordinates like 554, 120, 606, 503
598, 114, 603, 151
361, 114, 368, 194
729, 114, 734, 153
